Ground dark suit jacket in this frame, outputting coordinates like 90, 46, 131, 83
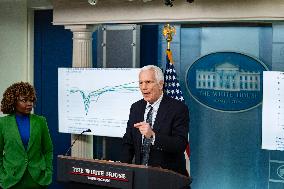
0, 114, 53, 189
121, 95, 189, 176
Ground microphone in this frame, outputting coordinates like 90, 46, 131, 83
64, 129, 92, 156
85, 129, 91, 132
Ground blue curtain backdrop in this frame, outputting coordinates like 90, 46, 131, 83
34, 10, 96, 188
34, 10, 73, 189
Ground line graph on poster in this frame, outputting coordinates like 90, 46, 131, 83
58, 68, 142, 138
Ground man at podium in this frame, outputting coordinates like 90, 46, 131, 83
121, 65, 189, 176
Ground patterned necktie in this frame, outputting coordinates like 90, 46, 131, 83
141, 105, 153, 166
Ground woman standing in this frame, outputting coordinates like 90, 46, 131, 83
0, 82, 53, 189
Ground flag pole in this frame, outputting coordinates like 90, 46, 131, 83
162, 23, 191, 176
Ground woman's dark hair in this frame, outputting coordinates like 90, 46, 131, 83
1, 82, 36, 114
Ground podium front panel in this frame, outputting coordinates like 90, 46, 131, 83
58, 155, 191, 189
58, 156, 133, 189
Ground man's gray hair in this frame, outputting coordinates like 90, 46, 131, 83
140, 65, 164, 82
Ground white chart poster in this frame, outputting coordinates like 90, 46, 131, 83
58, 68, 142, 137
262, 71, 284, 150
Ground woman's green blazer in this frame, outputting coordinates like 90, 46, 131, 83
0, 114, 53, 189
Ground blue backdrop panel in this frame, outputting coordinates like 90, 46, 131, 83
180, 25, 272, 189
34, 10, 72, 189
34, 10, 96, 188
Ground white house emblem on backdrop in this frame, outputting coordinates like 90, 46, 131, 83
186, 52, 268, 112
196, 62, 260, 92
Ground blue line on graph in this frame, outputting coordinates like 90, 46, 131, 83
69, 81, 139, 115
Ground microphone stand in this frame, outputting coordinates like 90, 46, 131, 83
65, 129, 91, 156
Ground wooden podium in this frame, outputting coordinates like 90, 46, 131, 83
57, 155, 191, 189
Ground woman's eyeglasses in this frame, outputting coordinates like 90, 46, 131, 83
18, 98, 35, 103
